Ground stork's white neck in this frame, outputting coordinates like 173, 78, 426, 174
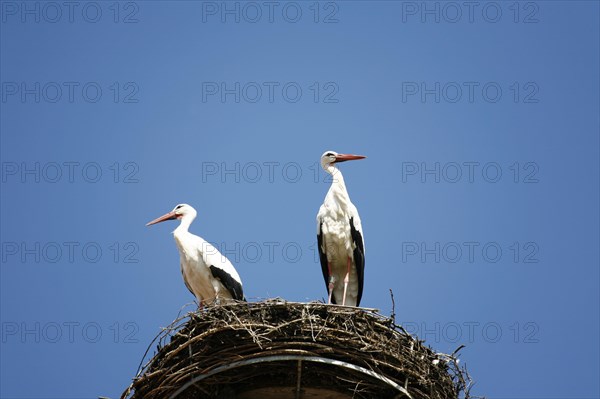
174, 214, 195, 235
325, 164, 351, 207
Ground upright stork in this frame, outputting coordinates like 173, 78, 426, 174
146, 204, 244, 305
317, 151, 366, 307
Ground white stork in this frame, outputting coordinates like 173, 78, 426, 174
317, 151, 366, 307
146, 204, 244, 305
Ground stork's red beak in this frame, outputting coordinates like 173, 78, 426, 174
146, 211, 178, 226
334, 154, 366, 163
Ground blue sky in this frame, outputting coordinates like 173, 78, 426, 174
1, 1, 598, 398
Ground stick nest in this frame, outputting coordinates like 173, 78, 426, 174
121, 299, 474, 399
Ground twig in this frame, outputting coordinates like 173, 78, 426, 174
389, 288, 396, 325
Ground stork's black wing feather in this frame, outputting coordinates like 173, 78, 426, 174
209, 266, 245, 301
349, 217, 365, 307
317, 221, 336, 304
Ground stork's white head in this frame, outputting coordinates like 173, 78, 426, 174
146, 203, 197, 226
320, 150, 366, 172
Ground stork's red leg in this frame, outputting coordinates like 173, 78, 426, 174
342, 256, 351, 306
327, 262, 334, 304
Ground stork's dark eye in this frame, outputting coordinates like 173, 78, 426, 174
175, 205, 184, 210
325, 152, 334, 157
